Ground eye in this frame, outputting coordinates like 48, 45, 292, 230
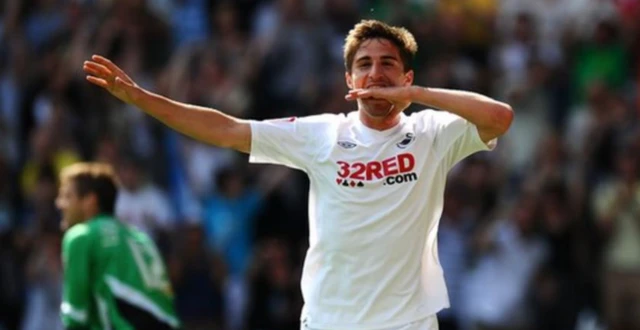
358, 63, 371, 68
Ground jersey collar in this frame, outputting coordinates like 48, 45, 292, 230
352, 111, 407, 142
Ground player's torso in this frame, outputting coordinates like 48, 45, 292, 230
327, 126, 423, 192
301, 113, 448, 325
86, 219, 178, 328
308, 113, 443, 247
88, 219, 146, 286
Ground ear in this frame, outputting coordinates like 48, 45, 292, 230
345, 71, 354, 89
82, 192, 99, 214
403, 70, 414, 87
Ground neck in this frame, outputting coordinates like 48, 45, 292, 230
358, 110, 401, 131
84, 209, 102, 221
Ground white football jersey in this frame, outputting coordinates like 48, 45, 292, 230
249, 110, 495, 329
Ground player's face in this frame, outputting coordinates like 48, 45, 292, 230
55, 181, 85, 231
346, 38, 414, 118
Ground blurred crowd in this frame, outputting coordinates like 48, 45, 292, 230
1, 0, 640, 329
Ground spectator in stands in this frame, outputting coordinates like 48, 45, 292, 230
460, 193, 548, 330
594, 146, 640, 329
201, 164, 289, 330
115, 155, 175, 237
246, 238, 301, 330
437, 180, 476, 330
169, 224, 225, 330
20, 230, 63, 330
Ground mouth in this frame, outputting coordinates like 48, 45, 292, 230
366, 84, 387, 89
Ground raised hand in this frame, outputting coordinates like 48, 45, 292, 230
83, 55, 140, 105
345, 86, 414, 114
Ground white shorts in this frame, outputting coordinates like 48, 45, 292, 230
301, 315, 439, 330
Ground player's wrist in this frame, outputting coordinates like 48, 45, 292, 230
131, 86, 160, 109
408, 85, 424, 103
127, 85, 146, 105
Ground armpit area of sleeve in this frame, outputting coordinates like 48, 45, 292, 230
471, 123, 498, 152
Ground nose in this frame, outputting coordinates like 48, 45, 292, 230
55, 197, 64, 210
369, 61, 384, 80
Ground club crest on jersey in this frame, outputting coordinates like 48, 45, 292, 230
337, 141, 357, 149
396, 133, 415, 149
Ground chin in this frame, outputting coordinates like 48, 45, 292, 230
363, 105, 393, 118
364, 101, 392, 118
60, 218, 77, 231
364, 110, 389, 118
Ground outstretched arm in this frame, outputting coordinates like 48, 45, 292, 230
409, 87, 513, 143
83, 55, 251, 153
347, 86, 513, 143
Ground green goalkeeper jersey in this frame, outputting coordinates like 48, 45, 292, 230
60, 214, 180, 330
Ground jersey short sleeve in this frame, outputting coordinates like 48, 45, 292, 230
249, 114, 337, 171
61, 224, 93, 328
421, 110, 497, 169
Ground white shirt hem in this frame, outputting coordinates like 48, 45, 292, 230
303, 308, 445, 330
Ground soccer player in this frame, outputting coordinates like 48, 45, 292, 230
56, 162, 180, 330
83, 20, 512, 330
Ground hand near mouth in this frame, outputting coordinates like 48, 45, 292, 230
345, 86, 414, 113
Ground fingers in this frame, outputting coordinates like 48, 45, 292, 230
345, 89, 375, 101
91, 55, 131, 81
345, 92, 358, 101
83, 61, 112, 79
86, 76, 108, 88
115, 76, 134, 88
91, 55, 119, 72
83, 55, 138, 93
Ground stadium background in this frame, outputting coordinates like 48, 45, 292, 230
1, 0, 639, 329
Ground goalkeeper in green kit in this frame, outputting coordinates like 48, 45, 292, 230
55, 162, 180, 330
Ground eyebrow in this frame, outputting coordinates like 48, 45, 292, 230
355, 55, 400, 63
